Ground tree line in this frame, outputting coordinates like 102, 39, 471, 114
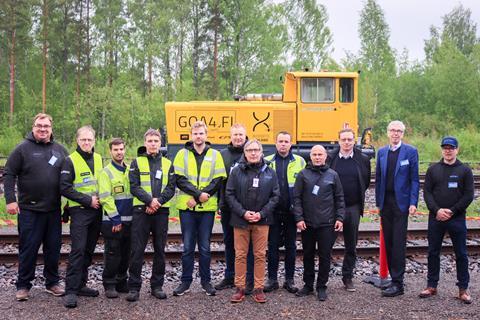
0, 0, 479, 150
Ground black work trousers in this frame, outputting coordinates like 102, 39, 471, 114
65, 207, 102, 295
380, 193, 409, 286
301, 225, 335, 290
340, 204, 361, 279
102, 223, 131, 289
128, 207, 168, 291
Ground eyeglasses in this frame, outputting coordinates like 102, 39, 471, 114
79, 138, 94, 143
34, 124, 52, 129
389, 129, 404, 134
339, 138, 354, 142
244, 148, 261, 153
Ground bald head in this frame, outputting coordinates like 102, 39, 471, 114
310, 145, 327, 166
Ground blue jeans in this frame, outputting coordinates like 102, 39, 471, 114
267, 213, 297, 281
427, 215, 469, 289
221, 210, 254, 283
180, 210, 215, 284
16, 209, 62, 290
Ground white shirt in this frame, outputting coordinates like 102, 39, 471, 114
339, 150, 354, 159
390, 141, 402, 152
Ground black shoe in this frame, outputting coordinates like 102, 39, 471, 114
173, 282, 191, 296
317, 287, 327, 301
296, 285, 314, 297
283, 279, 298, 294
64, 294, 77, 308
151, 287, 167, 299
116, 281, 129, 293
263, 279, 279, 292
245, 282, 254, 295
215, 278, 235, 290
78, 286, 99, 297
342, 278, 356, 292
126, 290, 139, 302
104, 287, 119, 299
382, 284, 404, 297
201, 282, 216, 296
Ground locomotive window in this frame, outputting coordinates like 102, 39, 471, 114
340, 78, 354, 103
301, 78, 334, 103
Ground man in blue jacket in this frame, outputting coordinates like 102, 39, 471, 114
375, 120, 419, 297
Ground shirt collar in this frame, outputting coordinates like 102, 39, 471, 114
339, 150, 354, 159
390, 141, 402, 152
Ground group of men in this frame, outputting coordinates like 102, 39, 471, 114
4, 114, 474, 308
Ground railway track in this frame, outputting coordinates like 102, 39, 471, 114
0, 228, 479, 264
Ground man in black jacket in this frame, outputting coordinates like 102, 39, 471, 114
419, 136, 474, 304
327, 128, 371, 292
61, 125, 103, 308
226, 139, 280, 304
215, 124, 254, 293
126, 129, 176, 302
293, 145, 345, 301
5, 113, 68, 301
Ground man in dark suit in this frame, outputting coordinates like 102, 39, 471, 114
375, 120, 419, 297
328, 128, 371, 292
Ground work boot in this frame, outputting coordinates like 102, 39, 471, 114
46, 284, 65, 297
126, 290, 139, 302
252, 288, 267, 303
317, 287, 327, 301
296, 285, 313, 297
78, 286, 99, 297
245, 281, 254, 295
63, 294, 77, 308
231, 288, 246, 303
418, 287, 437, 298
215, 278, 235, 290
263, 279, 279, 292
201, 282, 216, 296
458, 289, 472, 304
283, 279, 298, 294
151, 287, 167, 300
16, 289, 29, 301
105, 287, 119, 299
342, 278, 356, 292
173, 282, 191, 296
381, 284, 404, 297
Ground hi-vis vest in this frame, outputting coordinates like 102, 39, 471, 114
173, 148, 226, 211
68, 151, 103, 208
133, 156, 173, 207
98, 162, 133, 222
264, 153, 306, 189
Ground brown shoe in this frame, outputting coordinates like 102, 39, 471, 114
419, 287, 437, 298
230, 288, 245, 303
46, 285, 65, 297
16, 289, 29, 301
458, 289, 472, 304
252, 288, 266, 303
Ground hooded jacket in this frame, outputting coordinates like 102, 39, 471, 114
226, 156, 280, 227
4, 132, 68, 212
293, 162, 345, 227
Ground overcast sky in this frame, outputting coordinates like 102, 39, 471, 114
318, 0, 480, 62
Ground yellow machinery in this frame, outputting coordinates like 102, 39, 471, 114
165, 70, 373, 157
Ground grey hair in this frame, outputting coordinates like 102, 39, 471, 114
76, 125, 95, 139
387, 120, 406, 132
244, 139, 263, 152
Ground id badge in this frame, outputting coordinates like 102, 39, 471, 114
48, 155, 58, 166
252, 178, 259, 188
155, 170, 162, 180
312, 185, 319, 195
448, 182, 458, 188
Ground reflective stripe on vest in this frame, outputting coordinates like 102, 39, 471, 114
173, 148, 226, 211
132, 156, 172, 207
68, 151, 103, 207
265, 154, 306, 188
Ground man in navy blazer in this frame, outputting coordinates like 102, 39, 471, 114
375, 120, 419, 297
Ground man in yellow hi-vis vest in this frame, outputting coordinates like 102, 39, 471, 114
172, 121, 226, 297
98, 138, 133, 299
60, 125, 102, 308
125, 129, 175, 302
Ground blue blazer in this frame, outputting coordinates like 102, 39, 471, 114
375, 143, 420, 213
